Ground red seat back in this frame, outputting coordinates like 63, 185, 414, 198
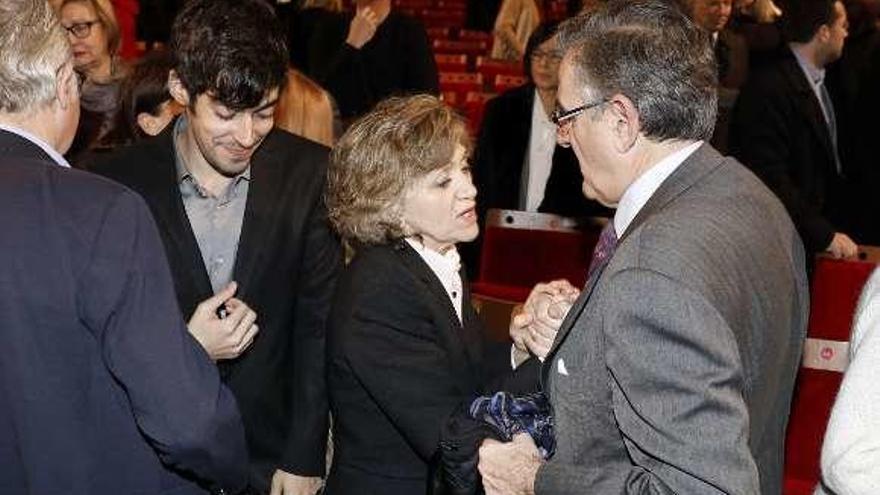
472, 209, 606, 303
783, 250, 880, 494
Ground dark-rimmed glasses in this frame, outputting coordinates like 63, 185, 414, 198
550, 99, 607, 128
62, 20, 100, 39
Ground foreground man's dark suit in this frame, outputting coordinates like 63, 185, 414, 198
0, 129, 248, 494
92, 125, 342, 490
538, 145, 809, 494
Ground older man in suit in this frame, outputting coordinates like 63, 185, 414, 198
478, 1, 809, 494
0, 0, 248, 493
91, 0, 342, 493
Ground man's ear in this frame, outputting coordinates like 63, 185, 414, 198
55, 62, 77, 111
606, 93, 640, 153
167, 70, 191, 107
816, 24, 832, 44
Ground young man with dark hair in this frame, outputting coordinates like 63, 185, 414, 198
92, 0, 342, 493
730, 0, 856, 260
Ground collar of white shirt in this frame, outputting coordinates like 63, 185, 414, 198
614, 140, 703, 237
405, 237, 464, 322
0, 124, 71, 168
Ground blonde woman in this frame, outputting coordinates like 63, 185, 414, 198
275, 69, 337, 147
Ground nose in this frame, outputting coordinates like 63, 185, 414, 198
234, 114, 258, 148
461, 173, 477, 200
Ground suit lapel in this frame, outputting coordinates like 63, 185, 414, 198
395, 241, 480, 383
780, 54, 836, 167
231, 131, 287, 298
540, 144, 726, 385
147, 128, 213, 301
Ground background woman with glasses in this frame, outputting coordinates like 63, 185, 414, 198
59, 0, 127, 164
472, 23, 611, 241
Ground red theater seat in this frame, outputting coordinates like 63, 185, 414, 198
783, 248, 880, 494
494, 74, 529, 92
433, 39, 489, 57
439, 72, 484, 102
475, 56, 524, 84
463, 91, 495, 134
435, 53, 468, 72
472, 210, 606, 302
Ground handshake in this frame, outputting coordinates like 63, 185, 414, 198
510, 279, 580, 364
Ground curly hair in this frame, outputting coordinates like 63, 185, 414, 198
170, 0, 288, 111
326, 95, 470, 245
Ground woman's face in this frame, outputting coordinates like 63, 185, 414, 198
401, 143, 479, 253
60, 1, 110, 76
530, 35, 562, 92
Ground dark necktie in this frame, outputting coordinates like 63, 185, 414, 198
586, 221, 618, 284
817, 79, 842, 174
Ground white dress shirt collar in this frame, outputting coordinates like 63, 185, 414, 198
0, 124, 71, 168
614, 141, 703, 237
524, 90, 558, 211
405, 238, 464, 323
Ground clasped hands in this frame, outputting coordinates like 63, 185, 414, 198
510, 279, 580, 362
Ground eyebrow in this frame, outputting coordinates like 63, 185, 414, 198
255, 98, 279, 112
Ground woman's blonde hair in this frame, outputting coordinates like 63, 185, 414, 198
61, 0, 120, 58
274, 69, 335, 147
327, 95, 470, 245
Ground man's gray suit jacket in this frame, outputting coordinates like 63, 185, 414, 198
537, 144, 809, 494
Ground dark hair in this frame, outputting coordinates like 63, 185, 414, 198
559, 0, 717, 141
780, 0, 839, 42
120, 49, 174, 139
170, 0, 288, 110
524, 21, 561, 82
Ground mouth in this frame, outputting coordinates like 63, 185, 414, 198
457, 206, 477, 222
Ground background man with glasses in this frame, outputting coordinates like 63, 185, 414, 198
0, 0, 248, 493
478, 1, 808, 493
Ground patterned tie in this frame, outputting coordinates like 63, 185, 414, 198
586, 221, 618, 284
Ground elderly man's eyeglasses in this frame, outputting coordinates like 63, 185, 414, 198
63, 20, 100, 39
550, 99, 606, 128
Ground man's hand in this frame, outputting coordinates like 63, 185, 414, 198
511, 280, 580, 359
827, 232, 859, 259
269, 469, 322, 495
187, 282, 259, 361
346, 6, 378, 49
479, 433, 542, 495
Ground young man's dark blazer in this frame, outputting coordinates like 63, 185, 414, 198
472, 83, 612, 220
325, 241, 537, 495
729, 47, 855, 253
91, 124, 342, 490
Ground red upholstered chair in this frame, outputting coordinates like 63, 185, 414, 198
471, 210, 606, 340
463, 91, 496, 134
439, 90, 459, 108
439, 72, 484, 103
494, 74, 529, 93
426, 26, 451, 41
458, 29, 493, 43
433, 39, 489, 57
472, 210, 605, 303
475, 56, 524, 85
435, 53, 468, 72
782, 248, 880, 495
421, 9, 467, 28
